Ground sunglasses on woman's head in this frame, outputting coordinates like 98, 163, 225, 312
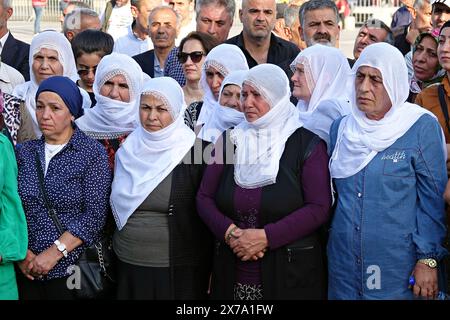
178, 51, 205, 64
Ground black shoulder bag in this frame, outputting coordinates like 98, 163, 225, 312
438, 84, 450, 135
35, 152, 116, 299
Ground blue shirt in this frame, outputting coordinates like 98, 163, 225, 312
17, 127, 112, 280
164, 47, 186, 86
328, 114, 448, 299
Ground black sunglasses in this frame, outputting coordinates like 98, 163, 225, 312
77, 65, 97, 76
178, 51, 205, 64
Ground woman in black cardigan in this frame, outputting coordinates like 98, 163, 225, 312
110, 77, 212, 300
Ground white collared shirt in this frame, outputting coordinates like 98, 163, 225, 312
0, 61, 25, 94
0, 31, 10, 55
113, 24, 153, 57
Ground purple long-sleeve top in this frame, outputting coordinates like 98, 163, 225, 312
196, 141, 332, 285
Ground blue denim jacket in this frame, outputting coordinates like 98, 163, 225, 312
328, 114, 448, 299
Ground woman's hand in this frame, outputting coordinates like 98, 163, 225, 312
30, 245, 62, 278
229, 228, 268, 261
17, 250, 37, 280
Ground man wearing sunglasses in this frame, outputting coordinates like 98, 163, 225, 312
133, 6, 179, 78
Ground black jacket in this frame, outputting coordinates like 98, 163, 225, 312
210, 128, 327, 300
2, 33, 30, 81
167, 139, 214, 299
132, 49, 155, 78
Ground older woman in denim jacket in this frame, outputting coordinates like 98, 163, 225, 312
328, 43, 448, 300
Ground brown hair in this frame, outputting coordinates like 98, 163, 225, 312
179, 31, 220, 55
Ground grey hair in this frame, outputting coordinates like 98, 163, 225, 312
148, 5, 182, 28
284, 5, 300, 28
195, 0, 236, 21
413, 0, 430, 10
1, 0, 12, 9
299, 0, 339, 28
63, 8, 99, 34
363, 18, 395, 45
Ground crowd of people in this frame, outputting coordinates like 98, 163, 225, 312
1, 0, 450, 300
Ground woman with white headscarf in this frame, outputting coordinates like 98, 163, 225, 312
328, 43, 447, 300
290, 44, 352, 148
198, 70, 247, 144
197, 64, 332, 300
110, 77, 213, 300
196, 44, 248, 140
12, 30, 91, 138
76, 52, 144, 170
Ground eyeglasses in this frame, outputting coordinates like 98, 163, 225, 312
77, 66, 97, 76
177, 51, 205, 64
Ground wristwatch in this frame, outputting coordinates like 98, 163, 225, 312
418, 258, 437, 268
54, 240, 68, 258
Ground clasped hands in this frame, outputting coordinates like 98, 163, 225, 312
17, 248, 61, 280
225, 224, 268, 262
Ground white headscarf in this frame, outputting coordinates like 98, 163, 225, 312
75, 53, 144, 136
330, 43, 442, 179
290, 44, 352, 122
197, 44, 248, 126
110, 77, 195, 230
198, 70, 247, 143
230, 64, 303, 189
12, 30, 88, 137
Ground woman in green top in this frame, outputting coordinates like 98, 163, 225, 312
0, 133, 28, 300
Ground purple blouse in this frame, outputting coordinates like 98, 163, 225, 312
196, 141, 332, 285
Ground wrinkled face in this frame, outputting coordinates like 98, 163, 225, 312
413, 36, 438, 81
148, 8, 178, 49
180, 39, 206, 82
300, 8, 340, 47
291, 63, 312, 102
438, 27, 450, 72
99, 74, 131, 102
355, 66, 392, 121
353, 25, 388, 59
432, 3, 450, 29
414, 2, 432, 33
32, 48, 64, 84
196, 4, 233, 43
241, 83, 271, 122
219, 84, 242, 110
169, 0, 194, 22
205, 66, 225, 100
76, 52, 102, 91
240, 0, 276, 41
134, 0, 159, 31
36, 91, 74, 141
139, 94, 174, 131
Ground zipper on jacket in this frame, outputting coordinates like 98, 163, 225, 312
287, 248, 292, 262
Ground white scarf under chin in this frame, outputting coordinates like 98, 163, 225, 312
76, 94, 140, 134
231, 95, 303, 189
110, 116, 195, 230
198, 106, 244, 143
329, 43, 444, 179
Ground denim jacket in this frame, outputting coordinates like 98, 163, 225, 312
328, 114, 448, 299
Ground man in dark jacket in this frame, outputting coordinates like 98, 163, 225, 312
0, 0, 30, 81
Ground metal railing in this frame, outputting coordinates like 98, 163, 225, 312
11, 0, 105, 21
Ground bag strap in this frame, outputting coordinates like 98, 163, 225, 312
35, 152, 65, 236
438, 84, 450, 135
